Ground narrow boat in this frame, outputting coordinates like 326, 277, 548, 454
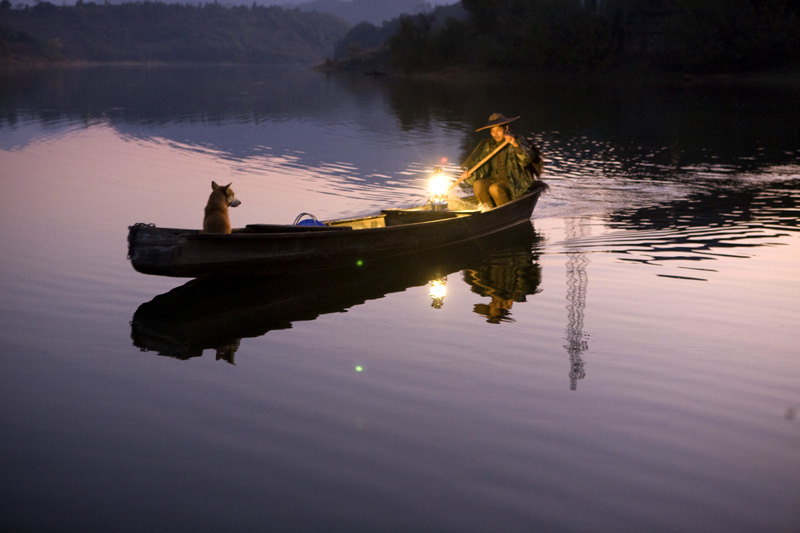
127, 181, 546, 278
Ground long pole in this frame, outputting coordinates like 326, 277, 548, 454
448, 139, 510, 191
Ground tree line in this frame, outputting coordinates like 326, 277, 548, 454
382, 0, 800, 74
0, 1, 349, 65
3, 0, 799, 74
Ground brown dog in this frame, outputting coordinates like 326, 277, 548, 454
202, 181, 241, 234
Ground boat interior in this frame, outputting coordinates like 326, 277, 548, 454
238, 195, 481, 233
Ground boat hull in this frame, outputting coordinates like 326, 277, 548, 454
128, 183, 544, 278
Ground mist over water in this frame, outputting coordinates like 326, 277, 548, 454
1, 65, 799, 531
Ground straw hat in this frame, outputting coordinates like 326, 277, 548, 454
476, 112, 520, 132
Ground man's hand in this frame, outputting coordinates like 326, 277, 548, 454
449, 168, 470, 191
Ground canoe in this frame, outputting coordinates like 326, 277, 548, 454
127, 181, 546, 278
131, 221, 540, 361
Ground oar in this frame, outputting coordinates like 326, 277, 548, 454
448, 139, 510, 191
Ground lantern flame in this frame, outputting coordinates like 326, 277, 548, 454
429, 167, 450, 207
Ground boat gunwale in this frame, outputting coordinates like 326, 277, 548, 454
166, 187, 541, 241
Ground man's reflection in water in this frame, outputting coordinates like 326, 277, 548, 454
215, 340, 240, 365
463, 248, 542, 324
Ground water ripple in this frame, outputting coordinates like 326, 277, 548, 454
543, 221, 790, 283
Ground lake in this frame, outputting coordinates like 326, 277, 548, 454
1, 65, 799, 531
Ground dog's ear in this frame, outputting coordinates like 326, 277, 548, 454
211, 180, 219, 190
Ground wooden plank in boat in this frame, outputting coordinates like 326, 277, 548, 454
381, 208, 475, 226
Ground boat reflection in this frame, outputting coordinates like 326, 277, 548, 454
131, 222, 541, 363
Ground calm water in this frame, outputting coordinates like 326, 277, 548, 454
1, 65, 799, 531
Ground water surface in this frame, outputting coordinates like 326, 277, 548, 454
1, 65, 799, 531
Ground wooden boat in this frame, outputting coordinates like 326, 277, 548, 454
127, 181, 546, 278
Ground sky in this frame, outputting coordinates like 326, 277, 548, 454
17, 0, 460, 4
272, 0, 458, 4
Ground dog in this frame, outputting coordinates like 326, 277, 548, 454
202, 181, 241, 234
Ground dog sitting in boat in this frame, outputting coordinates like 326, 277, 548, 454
202, 181, 241, 234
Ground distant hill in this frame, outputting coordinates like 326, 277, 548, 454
331, 2, 465, 61
0, 2, 350, 65
291, 0, 437, 25
3, 0, 451, 25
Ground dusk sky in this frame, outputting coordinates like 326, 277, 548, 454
272, 0, 457, 4
16, 0, 460, 5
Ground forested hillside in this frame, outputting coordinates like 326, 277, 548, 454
4, 0, 799, 74
294, 0, 436, 26
0, 1, 350, 65
383, 0, 800, 74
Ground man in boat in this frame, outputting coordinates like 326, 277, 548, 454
459, 113, 543, 211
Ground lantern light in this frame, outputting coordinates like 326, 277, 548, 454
429, 167, 450, 209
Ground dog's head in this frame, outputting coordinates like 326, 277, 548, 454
212, 181, 241, 208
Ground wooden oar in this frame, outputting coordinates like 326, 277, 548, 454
448, 139, 510, 191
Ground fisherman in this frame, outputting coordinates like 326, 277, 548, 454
459, 113, 543, 211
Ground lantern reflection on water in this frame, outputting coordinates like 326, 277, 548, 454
429, 276, 447, 308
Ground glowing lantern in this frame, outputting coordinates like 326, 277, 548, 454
428, 166, 450, 209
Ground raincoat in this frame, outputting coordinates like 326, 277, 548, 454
462, 134, 543, 199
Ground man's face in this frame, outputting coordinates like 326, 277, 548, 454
490, 125, 506, 142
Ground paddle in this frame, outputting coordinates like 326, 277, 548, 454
447, 139, 510, 191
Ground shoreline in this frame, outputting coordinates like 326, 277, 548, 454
5, 58, 800, 88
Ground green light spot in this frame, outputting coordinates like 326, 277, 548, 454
356, 260, 363, 267
355, 365, 363, 372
